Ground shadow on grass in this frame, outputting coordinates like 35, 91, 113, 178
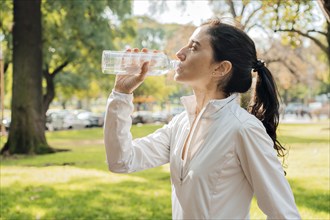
289, 179, 330, 214
0, 168, 172, 219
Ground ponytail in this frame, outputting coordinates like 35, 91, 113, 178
249, 61, 286, 158
202, 19, 286, 160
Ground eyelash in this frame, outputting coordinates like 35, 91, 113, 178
189, 44, 197, 51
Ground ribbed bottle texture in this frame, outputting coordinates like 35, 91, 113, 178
102, 50, 179, 76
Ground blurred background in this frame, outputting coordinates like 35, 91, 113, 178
0, 0, 329, 137
0, 0, 329, 219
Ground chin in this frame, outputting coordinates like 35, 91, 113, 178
174, 74, 190, 85
174, 73, 184, 82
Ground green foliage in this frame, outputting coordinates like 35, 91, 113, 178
0, 0, 13, 63
270, 0, 325, 48
317, 80, 330, 94
1, 0, 136, 105
279, 83, 307, 102
0, 0, 13, 108
41, 0, 134, 100
132, 16, 167, 50
1, 122, 329, 219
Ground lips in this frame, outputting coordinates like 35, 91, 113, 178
176, 63, 183, 72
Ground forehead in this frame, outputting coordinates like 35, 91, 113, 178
190, 26, 211, 44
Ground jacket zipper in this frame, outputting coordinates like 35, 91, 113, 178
179, 107, 206, 185
180, 160, 183, 185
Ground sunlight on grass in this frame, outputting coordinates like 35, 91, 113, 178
1, 165, 171, 219
1, 123, 329, 219
1, 166, 146, 187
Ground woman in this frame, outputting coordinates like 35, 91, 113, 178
104, 18, 301, 219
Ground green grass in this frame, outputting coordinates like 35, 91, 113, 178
1, 122, 329, 219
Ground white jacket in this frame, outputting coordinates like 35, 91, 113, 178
104, 91, 301, 219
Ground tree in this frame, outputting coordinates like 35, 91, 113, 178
0, 1, 12, 75
1, 0, 134, 155
41, 0, 134, 115
265, 40, 328, 103
1, 0, 50, 154
318, 0, 330, 19
271, 0, 329, 67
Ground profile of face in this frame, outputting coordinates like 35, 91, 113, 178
174, 25, 223, 89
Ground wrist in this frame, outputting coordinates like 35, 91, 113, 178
113, 87, 132, 94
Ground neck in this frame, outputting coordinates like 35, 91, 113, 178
193, 88, 228, 115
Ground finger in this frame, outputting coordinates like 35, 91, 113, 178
150, 50, 159, 66
131, 48, 140, 66
140, 48, 150, 66
139, 61, 149, 78
122, 49, 131, 68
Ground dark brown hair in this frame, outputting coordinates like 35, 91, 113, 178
203, 18, 285, 159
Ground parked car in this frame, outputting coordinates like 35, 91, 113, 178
152, 111, 171, 123
132, 111, 154, 124
284, 102, 311, 118
63, 111, 90, 129
46, 109, 90, 130
76, 111, 103, 127
46, 110, 65, 131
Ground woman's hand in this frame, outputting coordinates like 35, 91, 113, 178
114, 48, 149, 94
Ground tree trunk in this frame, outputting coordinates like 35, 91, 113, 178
42, 67, 55, 116
327, 22, 330, 68
1, 0, 53, 155
43, 61, 69, 116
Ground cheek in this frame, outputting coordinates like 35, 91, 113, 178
174, 65, 210, 83
189, 61, 210, 79
174, 53, 213, 82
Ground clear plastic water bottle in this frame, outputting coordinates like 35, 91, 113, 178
102, 50, 180, 76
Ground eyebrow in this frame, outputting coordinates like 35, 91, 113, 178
191, 39, 201, 47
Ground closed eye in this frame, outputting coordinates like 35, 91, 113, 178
189, 42, 198, 51
189, 40, 200, 51
189, 44, 197, 51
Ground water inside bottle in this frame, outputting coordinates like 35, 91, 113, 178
102, 51, 179, 75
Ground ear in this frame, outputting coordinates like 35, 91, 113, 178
211, 61, 232, 77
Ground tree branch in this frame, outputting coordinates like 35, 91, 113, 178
242, 5, 263, 30
275, 28, 328, 54
50, 60, 70, 77
275, 0, 281, 29
4, 62, 9, 74
266, 58, 282, 64
43, 64, 49, 77
246, 23, 268, 35
240, 3, 246, 17
306, 29, 327, 36
226, 0, 236, 18
267, 58, 300, 80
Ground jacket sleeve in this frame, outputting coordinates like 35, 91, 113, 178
103, 90, 171, 173
236, 119, 301, 219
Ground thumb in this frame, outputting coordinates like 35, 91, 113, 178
139, 61, 149, 78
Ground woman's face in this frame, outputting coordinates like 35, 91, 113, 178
174, 25, 217, 87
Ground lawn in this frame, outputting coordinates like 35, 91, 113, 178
0, 122, 329, 219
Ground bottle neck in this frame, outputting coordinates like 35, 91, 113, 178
170, 60, 180, 70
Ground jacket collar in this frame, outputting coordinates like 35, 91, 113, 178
180, 93, 239, 119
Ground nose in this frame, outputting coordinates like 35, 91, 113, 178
176, 47, 186, 61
